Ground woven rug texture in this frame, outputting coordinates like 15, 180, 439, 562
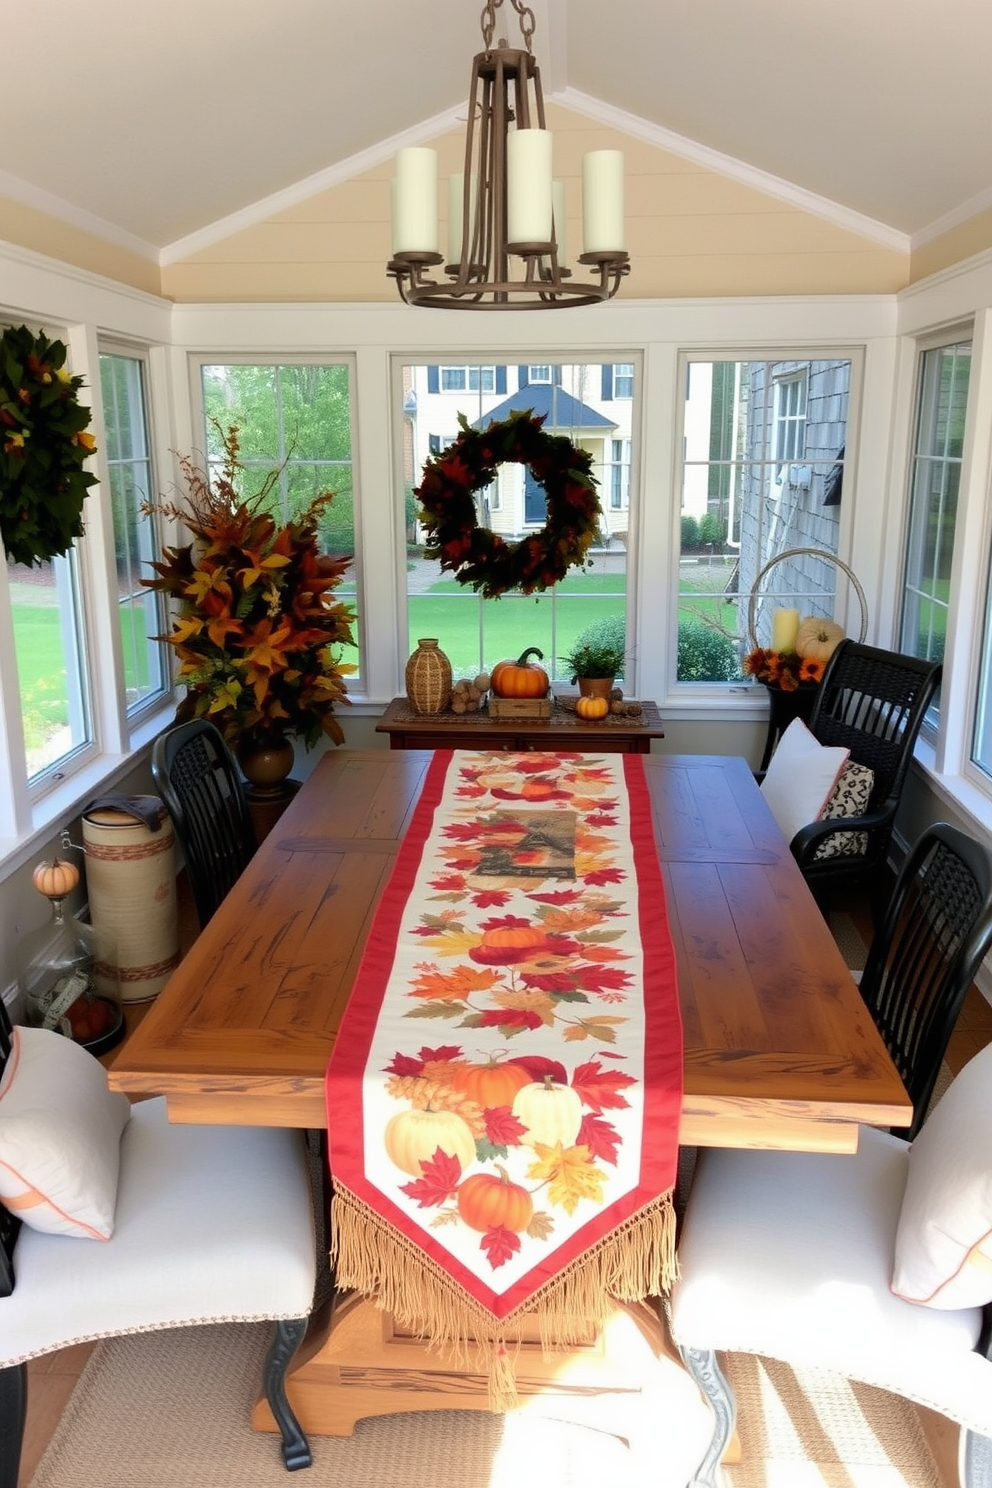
27, 1321, 943, 1488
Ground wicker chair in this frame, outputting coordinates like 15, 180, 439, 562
786, 640, 941, 905
152, 719, 257, 929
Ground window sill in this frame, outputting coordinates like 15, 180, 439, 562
910, 740, 992, 839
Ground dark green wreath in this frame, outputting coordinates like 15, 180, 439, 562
0, 325, 98, 566
415, 409, 602, 600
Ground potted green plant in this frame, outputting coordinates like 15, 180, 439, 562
560, 639, 626, 698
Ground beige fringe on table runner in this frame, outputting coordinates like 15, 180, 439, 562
329, 1179, 678, 1411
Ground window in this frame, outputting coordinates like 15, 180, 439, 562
678, 356, 853, 683
198, 362, 360, 675
403, 361, 631, 683
10, 551, 92, 783
440, 366, 496, 393
608, 439, 630, 512
99, 349, 168, 715
901, 338, 970, 724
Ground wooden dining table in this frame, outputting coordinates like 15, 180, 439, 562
108, 748, 911, 1439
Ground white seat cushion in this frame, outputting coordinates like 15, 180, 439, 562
0, 1097, 316, 1365
670, 1126, 992, 1435
759, 718, 849, 845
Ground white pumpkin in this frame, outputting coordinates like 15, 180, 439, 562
383, 1107, 477, 1177
794, 616, 845, 663
511, 1077, 583, 1149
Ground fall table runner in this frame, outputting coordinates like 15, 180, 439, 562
325, 750, 682, 1404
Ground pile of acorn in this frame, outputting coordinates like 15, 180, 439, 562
449, 673, 491, 714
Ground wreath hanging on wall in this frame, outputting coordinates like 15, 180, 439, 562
415, 409, 602, 599
0, 325, 98, 566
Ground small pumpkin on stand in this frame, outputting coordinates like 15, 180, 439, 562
490, 648, 549, 699
575, 694, 610, 721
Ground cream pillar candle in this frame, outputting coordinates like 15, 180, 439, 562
393, 147, 438, 253
507, 129, 553, 244
770, 607, 801, 653
582, 150, 625, 253
552, 179, 567, 262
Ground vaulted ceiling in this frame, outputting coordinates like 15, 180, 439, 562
4, 0, 991, 261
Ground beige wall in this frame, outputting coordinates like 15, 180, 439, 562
160, 103, 910, 304
911, 207, 992, 284
0, 196, 161, 297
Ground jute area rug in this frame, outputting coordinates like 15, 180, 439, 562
28, 1321, 943, 1488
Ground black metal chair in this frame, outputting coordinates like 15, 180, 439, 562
152, 719, 257, 929
0, 998, 317, 1484
787, 640, 942, 905
858, 821, 992, 1139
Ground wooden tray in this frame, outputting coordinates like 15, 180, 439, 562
487, 695, 553, 720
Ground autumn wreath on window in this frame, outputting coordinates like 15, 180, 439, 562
0, 325, 98, 566
415, 409, 602, 600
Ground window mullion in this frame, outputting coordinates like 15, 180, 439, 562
0, 557, 32, 838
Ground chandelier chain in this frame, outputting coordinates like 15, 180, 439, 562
480, 0, 535, 55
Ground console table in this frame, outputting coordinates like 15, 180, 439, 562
375, 695, 664, 754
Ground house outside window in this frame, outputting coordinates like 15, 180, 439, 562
901, 336, 971, 738
440, 366, 496, 393
197, 361, 360, 677
678, 356, 853, 683
403, 361, 631, 683
608, 439, 630, 512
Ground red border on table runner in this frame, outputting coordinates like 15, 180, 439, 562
326, 749, 682, 1320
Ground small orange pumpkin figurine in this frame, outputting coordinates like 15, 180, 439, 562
575, 694, 610, 721
31, 856, 81, 900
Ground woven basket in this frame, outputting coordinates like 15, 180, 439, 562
405, 638, 453, 715
746, 548, 868, 652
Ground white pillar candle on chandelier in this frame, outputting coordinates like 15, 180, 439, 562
393, 147, 439, 253
507, 128, 553, 245
552, 179, 566, 263
582, 150, 625, 253
770, 607, 801, 653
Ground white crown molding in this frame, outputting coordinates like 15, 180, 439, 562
912, 183, 992, 250
160, 107, 466, 266
555, 88, 909, 255
0, 168, 159, 263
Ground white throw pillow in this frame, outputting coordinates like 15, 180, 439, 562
759, 717, 850, 846
892, 1042, 992, 1309
813, 760, 874, 860
0, 1026, 131, 1239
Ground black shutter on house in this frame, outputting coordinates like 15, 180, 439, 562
601, 365, 614, 400
496, 366, 507, 394
427, 367, 439, 393
518, 366, 529, 389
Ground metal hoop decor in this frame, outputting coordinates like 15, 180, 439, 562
747, 547, 868, 652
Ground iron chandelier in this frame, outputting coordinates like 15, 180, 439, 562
386, 0, 630, 309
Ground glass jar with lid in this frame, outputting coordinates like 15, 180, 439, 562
17, 857, 124, 1056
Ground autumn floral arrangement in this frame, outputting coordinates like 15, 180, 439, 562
0, 325, 98, 566
142, 424, 356, 748
415, 409, 602, 600
743, 646, 825, 691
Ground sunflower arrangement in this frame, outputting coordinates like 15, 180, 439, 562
0, 325, 98, 566
142, 424, 356, 748
743, 646, 825, 691
415, 409, 602, 600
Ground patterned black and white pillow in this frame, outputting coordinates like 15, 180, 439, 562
813, 762, 874, 860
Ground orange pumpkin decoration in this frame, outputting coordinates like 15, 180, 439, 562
490, 647, 549, 698
32, 857, 81, 900
469, 922, 554, 965
457, 1165, 534, 1233
450, 1056, 533, 1108
575, 694, 610, 721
